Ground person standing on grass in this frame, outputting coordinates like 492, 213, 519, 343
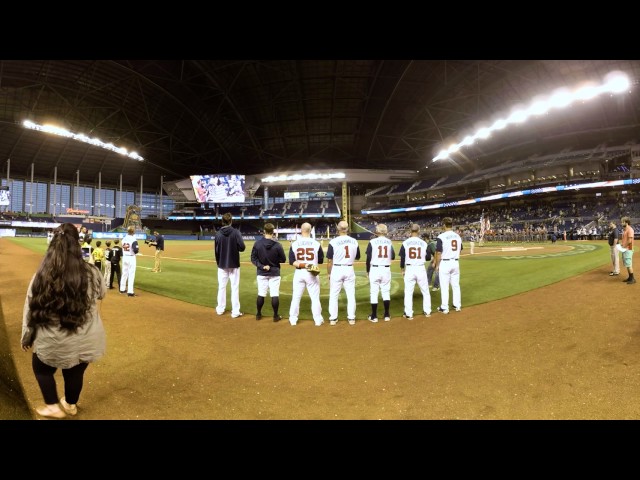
608, 221, 620, 276
251, 223, 286, 322
620, 216, 635, 284
109, 239, 122, 289
21, 222, 106, 419
150, 231, 165, 273
103, 240, 112, 286
214, 212, 246, 318
120, 226, 139, 297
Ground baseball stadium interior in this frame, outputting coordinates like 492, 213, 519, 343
1, 60, 639, 241
2, 60, 640, 422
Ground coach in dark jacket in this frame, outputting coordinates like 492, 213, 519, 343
250, 223, 286, 322
214, 213, 246, 318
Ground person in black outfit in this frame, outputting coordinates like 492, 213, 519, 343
109, 239, 123, 289
214, 213, 246, 318
608, 221, 620, 276
251, 223, 286, 322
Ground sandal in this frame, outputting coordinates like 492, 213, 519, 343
36, 404, 66, 419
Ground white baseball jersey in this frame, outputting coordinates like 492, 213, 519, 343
365, 236, 395, 303
289, 237, 324, 325
399, 236, 430, 316
120, 233, 139, 294
436, 230, 463, 312
327, 235, 360, 321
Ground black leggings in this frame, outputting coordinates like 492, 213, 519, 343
32, 354, 89, 405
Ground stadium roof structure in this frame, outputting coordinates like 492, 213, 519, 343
1, 60, 639, 193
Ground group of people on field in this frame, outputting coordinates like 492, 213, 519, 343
213, 213, 465, 326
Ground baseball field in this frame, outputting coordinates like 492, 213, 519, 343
2, 236, 640, 420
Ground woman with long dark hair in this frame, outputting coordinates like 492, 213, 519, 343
21, 222, 106, 419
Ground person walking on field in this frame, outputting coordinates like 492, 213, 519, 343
435, 217, 463, 314
620, 216, 635, 284
399, 224, 431, 320
251, 223, 286, 322
326, 220, 360, 325
21, 222, 106, 419
289, 222, 325, 326
365, 223, 395, 322
214, 212, 246, 318
608, 221, 620, 276
120, 225, 139, 297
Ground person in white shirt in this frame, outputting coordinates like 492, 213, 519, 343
399, 224, 431, 320
288, 222, 325, 326
326, 220, 360, 325
435, 217, 463, 314
364, 223, 395, 322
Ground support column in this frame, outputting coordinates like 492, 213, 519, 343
53, 166, 57, 216
341, 181, 348, 223
29, 163, 34, 215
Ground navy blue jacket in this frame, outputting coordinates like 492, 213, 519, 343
214, 226, 246, 268
251, 236, 286, 277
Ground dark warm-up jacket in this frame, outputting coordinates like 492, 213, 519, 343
214, 225, 246, 268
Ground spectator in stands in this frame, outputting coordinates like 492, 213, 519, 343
214, 213, 246, 318
251, 223, 286, 322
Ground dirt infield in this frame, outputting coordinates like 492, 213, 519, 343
2, 237, 640, 420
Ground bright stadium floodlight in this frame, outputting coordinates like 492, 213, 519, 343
261, 172, 346, 183
431, 70, 632, 163
22, 120, 144, 161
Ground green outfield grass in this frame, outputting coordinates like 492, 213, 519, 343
10, 237, 610, 321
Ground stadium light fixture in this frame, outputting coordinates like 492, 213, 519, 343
22, 120, 144, 161
261, 172, 346, 183
431, 70, 631, 163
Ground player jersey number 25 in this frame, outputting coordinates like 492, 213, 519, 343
295, 247, 316, 262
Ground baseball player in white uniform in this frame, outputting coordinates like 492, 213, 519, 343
119, 225, 139, 297
365, 224, 395, 322
435, 217, 463, 314
327, 220, 360, 325
399, 223, 431, 320
289, 222, 325, 326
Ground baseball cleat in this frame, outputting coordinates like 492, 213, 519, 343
329, 319, 338, 326
628, 279, 637, 284
384, 316, 391, 322
437, 307, 449, 314
367, 315, 378, 323
255, 313, 262, 320
348, 319, 355, 325
231, 312, 244, 318
402, 313, 414, 320
273, 315, 282, 322
424, 311, 431, 317
454, 306, 461, 312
